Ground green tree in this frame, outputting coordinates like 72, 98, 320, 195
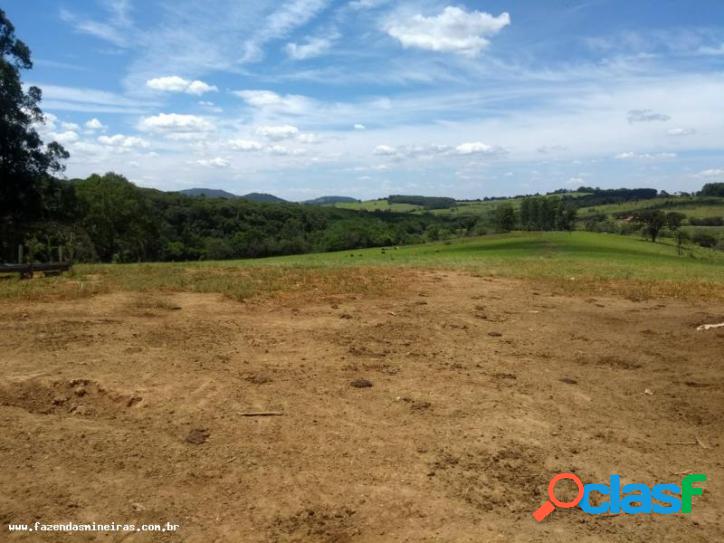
665, 211, 686, 231
700, 183, 724, 197
673, 229, 689, 256
635, 210, 666, 243
519, 198, 531, 230
0, 9, 68, 258
529, 198, 542, 230
555, 203, 577, 232
74, 173, 159, 261
494, 203, 516, 232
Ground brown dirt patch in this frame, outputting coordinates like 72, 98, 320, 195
0, 270, 722, 542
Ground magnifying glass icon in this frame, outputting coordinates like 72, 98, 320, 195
533, 473, 584, 522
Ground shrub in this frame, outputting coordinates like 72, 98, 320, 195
689, 216, 723, 226
691, 230, 719, 248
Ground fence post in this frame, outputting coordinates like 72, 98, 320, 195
18, 244, 23, 264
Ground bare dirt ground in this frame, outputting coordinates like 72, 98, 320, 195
1, 269, 722, 542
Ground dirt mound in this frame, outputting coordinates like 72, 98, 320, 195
0, 378, 142, 418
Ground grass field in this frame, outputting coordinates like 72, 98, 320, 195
334, 199, 424, 213
577, 196, 724, 218
335, 192, 597, 216
3, 232, 722, 303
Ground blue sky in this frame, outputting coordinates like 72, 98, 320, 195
6, 0, 724, 199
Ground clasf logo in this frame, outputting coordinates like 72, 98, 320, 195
533, 472, 706, 521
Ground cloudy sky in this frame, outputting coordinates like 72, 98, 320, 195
7, 0, 724, 199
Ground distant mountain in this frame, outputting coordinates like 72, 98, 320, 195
179, 188, 238, 199
304, 196, 360, 205
178, 189, 287, 202
240, 192, 287, 203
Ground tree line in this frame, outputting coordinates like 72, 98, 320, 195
493, 197, 577, 233
388, 195, 457, 209
6, 173, 489, 263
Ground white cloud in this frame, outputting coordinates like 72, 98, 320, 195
62, 122, 80, 131
537, 144, 567, 154
614, 151, 677, 160
59, 2, 132, 48
49, 130, 80, 144
267, 145, 306, 156
164, 132, 211, 141
697, 43, 724, 56
195, 157, 230, 168
374, 144, 397, 156
146, 76, 217, 95
349, 0, 390, 9
268, 145, 291, 155
242, 0, 331, 62
256, 124, 300, 140
186, 80, 217, 95
698, 169, 724, 177
198, 100, 222, 112
667, 127, 695, 136
98, 134, 150, 148
68, 141, 106, 157
627, 109, 671, 123
228, 139, 264, 151
32, 83, 151, 113
370, 141, 505, 160
385, 6, 510, 57
285, 37, 333, 60
374, 141, 505, 159
234, 90, 313, 114
41, 113, 58, 130
372, 143, 465, 159
138, 113, 215, 134
234, 90, 285, 106
354, 123, 366, 130
85, 118, 105, 131
455, 142, 502, 155
297, 132, 321, 144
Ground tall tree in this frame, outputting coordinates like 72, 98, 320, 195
519, 198, 531, 230
635, 210, 666, 243
0, 9, 68, 258
494, 203, 516, 232
74, 173, 159, 262
665, 211, 687, 255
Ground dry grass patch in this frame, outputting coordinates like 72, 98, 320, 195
0, 265, 415, 305
535, 275, 724, 302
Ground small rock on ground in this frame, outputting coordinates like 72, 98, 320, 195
185, 428, 210, 445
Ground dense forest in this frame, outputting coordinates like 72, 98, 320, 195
5, 172, 483, 263
700, 183, 724, 197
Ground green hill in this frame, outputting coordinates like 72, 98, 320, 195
179, 188, 238, 199
240, 192, 287, 203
